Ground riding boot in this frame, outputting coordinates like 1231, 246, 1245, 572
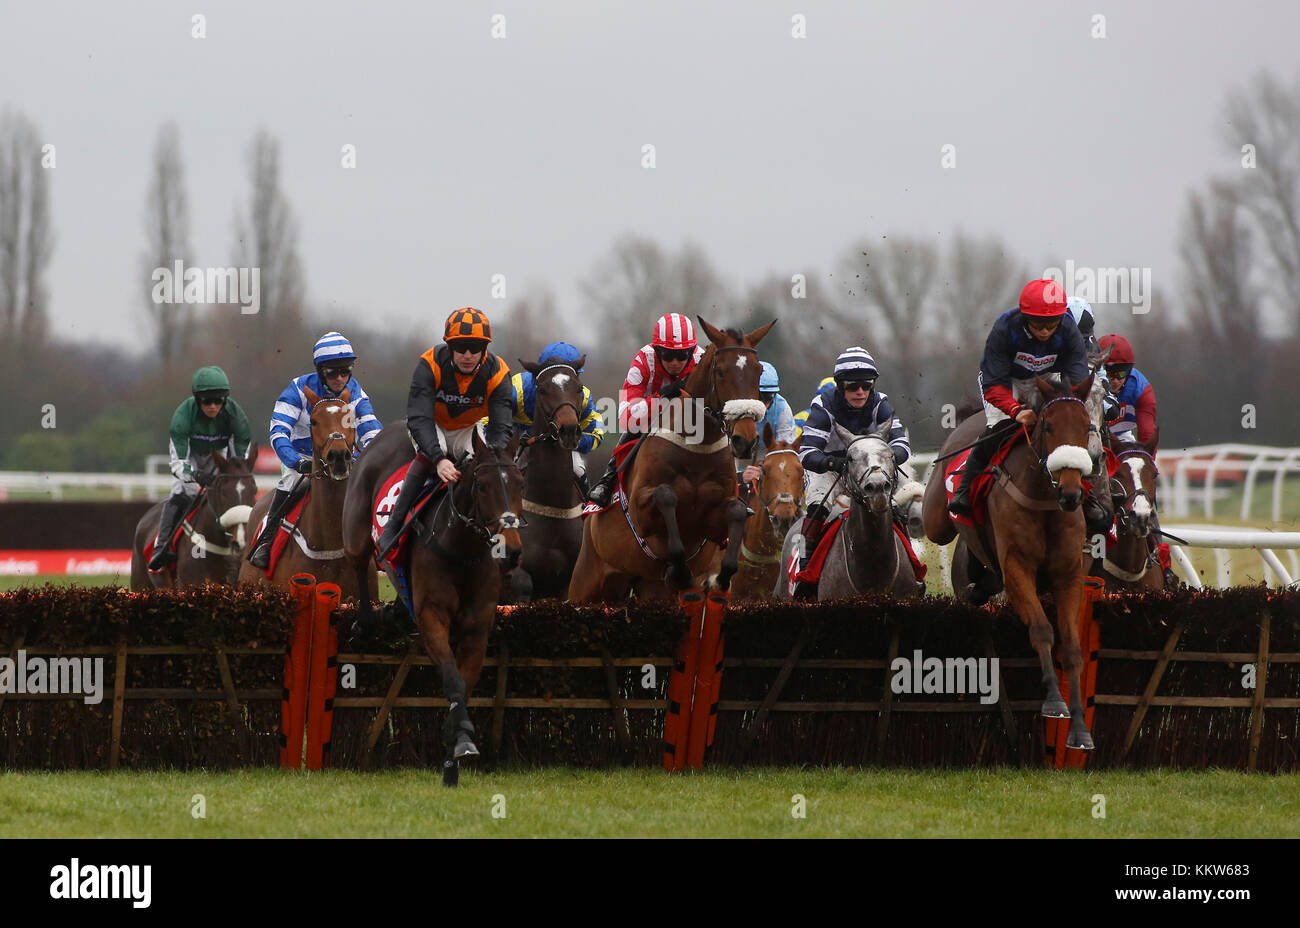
1083, 481, 1113, 536
574, 469, 590, 500
586, 453, 621, 507
148, 494, 192, 571
376, 455, 434, 558
948, 428, 1000, 517
247, 487, 297, 569
792, 503, 830, 599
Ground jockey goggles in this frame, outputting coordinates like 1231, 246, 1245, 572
1026, 317, 1062, 333
656, 347, 693, 363
1105, 363, 1133, 381
320, 364, 353, 380
196, 393, 227, 407
449, 339, 488, 355
840, 379, 875, 393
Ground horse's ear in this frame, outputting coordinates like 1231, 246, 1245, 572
1033, 376, 1057, 400
833, 421, 857, 448
575, 354, 587, 372
793, 432, 803, 451
697, 316, 726, 346
745, 319, 777, 347
244, 442, 258, 469
1143, 427, 1160, 455
472, 424, 488, 454
762, 421, 774, 449
521, 359, 540, 375
1074, 372, 1095, 400
873, 421, 892, 443
213, 449, 227, 469
337, 388, 352, 404
303, 385, 320, 408
1096, 343, 1114, 365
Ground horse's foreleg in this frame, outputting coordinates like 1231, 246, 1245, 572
714, 498, 750, 593
1002, 558, 1069, 719
415, 606, 475, 786
1053, 574, 1093, 749
652, 485, 693, 590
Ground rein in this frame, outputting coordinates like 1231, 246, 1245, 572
308, 395, 358, 480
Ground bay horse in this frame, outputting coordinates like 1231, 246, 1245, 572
341, 421, 523, 785
567, 318, 775, 602
130, 446, 259, 590
777, 423, 923, 600
505, 355, 587, 602
238, 388, 376, 604
1095, 429, 1164, 591
730, 424, 803, 600
922, 375, 1098, 751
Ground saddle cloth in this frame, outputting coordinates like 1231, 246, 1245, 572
581, 437, 640, 518
253, 494, 309, 578
143, 491, 208, 574
370, 462, 445, 570
785, 514, 926, 594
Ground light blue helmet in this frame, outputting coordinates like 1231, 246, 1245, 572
313, 331, 358, 369
537, 341, 584, 372
759, 361, 780, 393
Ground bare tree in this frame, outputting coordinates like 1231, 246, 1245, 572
837, 235, 939, 372
1178, 181, 1263, 410
1221, 70, 1300, 331
141, 122, 192, 364
0, 108, 52, 349
744, 272, 856, 407
940, 231, 1026, 351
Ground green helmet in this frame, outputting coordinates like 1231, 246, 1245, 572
191, 366, 231, 398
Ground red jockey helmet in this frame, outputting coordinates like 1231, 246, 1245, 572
1098, 333, 1135, 365
1018, 279, 1068, 318
651, 313, 697, 351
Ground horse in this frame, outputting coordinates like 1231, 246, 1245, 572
729, 424, 803, 600
1095, 429, 1164, 591
922, 374, 1098, 751
504, 355, 588, 602
130, 446, 259, 590
567, 317, 775, 602
341, 421, 523, 785
777, 423, 923, 600
238, 388, 376, 603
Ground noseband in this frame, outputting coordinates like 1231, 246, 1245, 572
520, 364, 582, 453
841, 436, 897, 505
1026, 395, 1091, 492
752, 448, 804, 530
701, 345, 763, 434
441, 454, 524, 545
309, 396, 358, 480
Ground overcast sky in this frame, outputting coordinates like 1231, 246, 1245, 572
5, 0, 1298, 351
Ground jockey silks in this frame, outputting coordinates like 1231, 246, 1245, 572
798, 388, 910, 472
167, 396, 252, 481
407, 345, 513, 462
1107, 365, 1157, 443
979, 309, 1089, 417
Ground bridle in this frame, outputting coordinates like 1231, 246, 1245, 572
699, 345, 763, 434
309, 396, 358, 480
435, 453, 524, 546
840, 436, 897, 507
748, 448, 804, 532
517, 364, 581, 456
1022, 394, 1091, 493
198, 471, 256, 548
1113, 448, 1159, 532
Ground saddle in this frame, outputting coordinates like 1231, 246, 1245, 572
253, 493, 310, 579
581, 436, 644, 518
786, 513, 926, 594
370, 462, 447, 570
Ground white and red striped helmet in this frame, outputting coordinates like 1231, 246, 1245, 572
651, 313, 697, 351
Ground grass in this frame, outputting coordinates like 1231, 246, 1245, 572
0, 767, 1294, 838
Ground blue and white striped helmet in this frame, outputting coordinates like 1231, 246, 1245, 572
833, 347, 879, 384
759, 361, 780, 393
313, 332, 358, 368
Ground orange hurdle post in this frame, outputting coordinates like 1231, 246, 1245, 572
685, 590, 728, 769
305, 583, 341, 771
280, 574, 316, 769
662, 589, 706, 772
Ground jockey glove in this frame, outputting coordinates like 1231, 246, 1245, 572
658, 379, 687, 400
826, 456, 846, 474
194, 471, 215, 487
294, 458, 314, 475
892, 446, 908, 467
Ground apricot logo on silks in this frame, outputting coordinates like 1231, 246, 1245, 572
50, 859, 151, 908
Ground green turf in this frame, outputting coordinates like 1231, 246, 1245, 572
0, 767, 1294, 838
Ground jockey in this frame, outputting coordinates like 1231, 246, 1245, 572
793, 376, 835, 442
149, 366, 253, 571
248, 332, 382, 568
1098, 334, 1157, 446
586, 312, 706, 507
791, 347, 910, 593
509, 340, 606, 493
948, 279, 1105, 529
740, 362, 797, 485
375, 307, 514, 557
1067, 296, 1101, 355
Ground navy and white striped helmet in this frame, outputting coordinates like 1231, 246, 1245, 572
833, 347, 879, 385
313, 332, 358, 369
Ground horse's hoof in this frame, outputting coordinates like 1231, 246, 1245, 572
1042, 700, 1071, 719
442, 759, 460, 788
1067, 731, 1095, 751
454, 739, 480, 759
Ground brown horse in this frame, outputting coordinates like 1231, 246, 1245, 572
922, 375, 1097, 751
238, 388, 376, 603
1095, 429, 1163, 591
130, 446, 259, 590
342, 421, 523, 785
506, 356, 587, 602
567, 318, 775, 602
730, 424, 803, 600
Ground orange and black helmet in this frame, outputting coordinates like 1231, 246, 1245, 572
444, 307, 492, 347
